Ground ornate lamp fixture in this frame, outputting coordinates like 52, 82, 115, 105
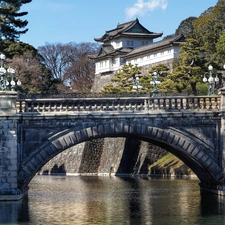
0, 53, 21, 91
203, 65, 219, 96
150, 70, 161, 97
132, 75, 143, 95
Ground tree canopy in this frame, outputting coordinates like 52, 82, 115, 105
175, 16, 197, 38
9, 52, 57, 94
0, 0, 31, 41
38, 42, 99, 92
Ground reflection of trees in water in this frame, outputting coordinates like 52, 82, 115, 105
51, 164, 66, 175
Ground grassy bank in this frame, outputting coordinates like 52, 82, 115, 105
148, 153, 195, 177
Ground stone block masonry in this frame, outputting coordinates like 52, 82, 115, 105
39, 143, 85, 175
0, 119, 21, 196
0, 91, 26, 200
39, 137, 167, 176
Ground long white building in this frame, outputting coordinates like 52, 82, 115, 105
90, 19, 185, 91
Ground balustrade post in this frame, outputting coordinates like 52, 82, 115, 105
218, 88, 225, 191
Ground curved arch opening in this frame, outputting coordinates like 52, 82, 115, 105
18, 121, 223, 191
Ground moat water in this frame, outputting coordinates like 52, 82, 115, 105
1, 175, 225, 225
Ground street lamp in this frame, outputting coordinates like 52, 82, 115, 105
150, 70, 161, 97
203, 64, 219, 96
0, 53, 21, 91
133, 75, 142, 95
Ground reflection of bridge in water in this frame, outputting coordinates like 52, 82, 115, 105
1, 89, 225, 200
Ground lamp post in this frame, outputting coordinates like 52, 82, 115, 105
150, 70, 161, 97
203, 65, 219, 96
0, 53, 21, 91
132, 75, 142, 95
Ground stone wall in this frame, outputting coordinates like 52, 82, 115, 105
39, 137, 167, 176
91, 58, 175, 92
91, 73, 113, 92
0, 118, 18, 194
39, 143, 85, 175
0, 91, 23, 198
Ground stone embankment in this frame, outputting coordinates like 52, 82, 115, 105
39, 137, 192, 177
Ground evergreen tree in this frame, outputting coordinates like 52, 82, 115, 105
0, 0, 31, 41
167, 38, 206, 95
0, 40, 39, 58
194, 0, 225, 62
175, 16, 197, 38
102, 63, 171, 95
102, 63, 142, 93
216, 30, 225, 62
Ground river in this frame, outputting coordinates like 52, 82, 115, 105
1, 175, 225, 225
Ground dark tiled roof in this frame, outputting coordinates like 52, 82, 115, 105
124, 34, 185, 58
88, 44, 132, 60
94, 19, 162, 42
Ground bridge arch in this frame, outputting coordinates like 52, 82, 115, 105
18, 120, 223, 191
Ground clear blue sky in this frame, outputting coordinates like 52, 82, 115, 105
20, 0, 218, 48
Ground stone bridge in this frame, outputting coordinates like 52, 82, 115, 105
1, 90, 225, 200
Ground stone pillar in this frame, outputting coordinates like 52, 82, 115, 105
0, 91, 25, 200
209, 88, 225, 195
219, 88, 225, 176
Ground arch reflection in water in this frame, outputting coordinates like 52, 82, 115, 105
2, 176, 225, 224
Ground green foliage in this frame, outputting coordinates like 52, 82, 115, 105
103, 63, 171, 94
0, 0, 31, 41
143, 64, 170, 93
0, 40, 40, 59
175, 16, 197, 38
194, 1, 225, 62
102, 63, 142, 93
216, 30, 225, 63
167, 38, 206, 95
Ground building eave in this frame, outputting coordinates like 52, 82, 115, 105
89, 47, 132, 60
123, 34, 185, 59
94, 18, 162, 42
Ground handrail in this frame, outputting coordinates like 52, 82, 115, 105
16, 96, 221, 113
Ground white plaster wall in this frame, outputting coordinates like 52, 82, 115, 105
110, 38, 154, 49
95, 45, 180, 75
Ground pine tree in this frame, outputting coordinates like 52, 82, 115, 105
194, 0, 225, 62
102, 63, 142, 93
167, 38, 206, 95
0, 0, 32, 41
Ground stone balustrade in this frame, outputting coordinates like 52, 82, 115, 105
17, 96, 221, 113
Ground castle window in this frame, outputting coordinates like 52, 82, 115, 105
142, 40, 149, 46
113, 58, 118, 66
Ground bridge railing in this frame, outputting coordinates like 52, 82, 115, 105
16, 96, 221, 113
